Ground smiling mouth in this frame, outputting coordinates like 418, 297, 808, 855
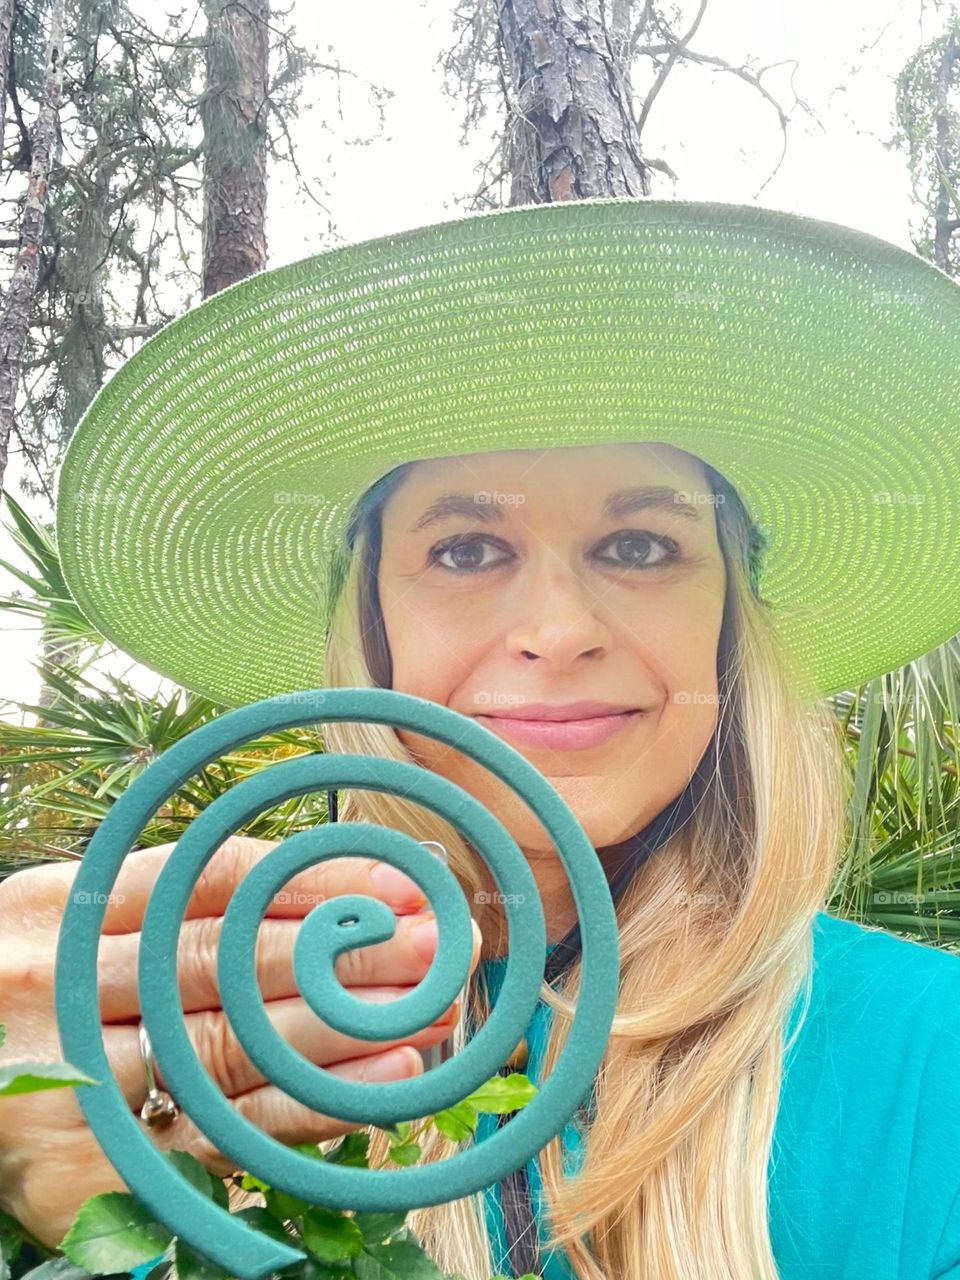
475, 709, 646, 750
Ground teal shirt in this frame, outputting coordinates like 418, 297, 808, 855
473, 910, 960, 1279
130, 910, 960, 1280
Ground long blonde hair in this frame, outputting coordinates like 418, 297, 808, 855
317, 454, 848, 1279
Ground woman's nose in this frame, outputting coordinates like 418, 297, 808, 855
504, 563, 614, 663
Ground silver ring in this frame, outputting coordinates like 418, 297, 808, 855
138, 1022, 181, 1128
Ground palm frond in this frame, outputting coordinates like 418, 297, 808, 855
828, 636, 960, 946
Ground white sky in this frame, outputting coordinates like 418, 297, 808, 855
0, 0, 947, 722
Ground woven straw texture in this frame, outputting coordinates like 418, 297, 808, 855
55, 196, 960, 707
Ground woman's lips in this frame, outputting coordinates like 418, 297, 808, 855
475, 710, 643, 750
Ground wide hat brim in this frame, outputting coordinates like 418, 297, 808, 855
55, 196, 960, 707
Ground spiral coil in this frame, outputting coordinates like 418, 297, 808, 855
54, 688, 620, 1278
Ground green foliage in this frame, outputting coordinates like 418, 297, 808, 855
0, 1062, 98, 1098
0, 491, 333, 872
0, 1006, 539, 1280
0, 1084, 539, 1280
58, 1194, 175, 1275
0, 1023, 98, 1097
827, 662, 960, 946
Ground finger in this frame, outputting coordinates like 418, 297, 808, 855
97, 913, 482, 1020
13, 837, 430, 934
231, 1045, 425, 1149
107, 988, 461, 1108
145, 1046, 424, 1179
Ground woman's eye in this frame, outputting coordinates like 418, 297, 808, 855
427, 531, 680, 574
595, 531, 681, 569
429, 536, 512, 573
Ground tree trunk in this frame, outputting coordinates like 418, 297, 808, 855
933, 29, 960, 273
0, 0, 15, 151
201, 0, 269, 297
497, 0, 651, 207
0, 0, 64, 494
59, 159, 112, 437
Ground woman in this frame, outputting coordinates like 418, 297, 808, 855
2, 197, 960, 1279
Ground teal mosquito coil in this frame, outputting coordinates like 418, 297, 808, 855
54, 688, 621, 1279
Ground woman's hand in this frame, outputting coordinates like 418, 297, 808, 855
0, 835, 480, 1249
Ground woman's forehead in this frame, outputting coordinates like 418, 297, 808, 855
395, 441, 710, 494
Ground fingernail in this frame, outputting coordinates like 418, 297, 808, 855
410, 912, 438, 963
364, 1046, 421, 1081
370, 863, 428, 909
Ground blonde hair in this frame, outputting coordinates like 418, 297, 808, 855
317, 455, 848, 1279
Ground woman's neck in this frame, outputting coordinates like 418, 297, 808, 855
474, 835, 638, 962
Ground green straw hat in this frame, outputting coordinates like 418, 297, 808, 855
55, 196, 960, 708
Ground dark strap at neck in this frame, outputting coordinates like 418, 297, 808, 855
496, 785, 696, 1277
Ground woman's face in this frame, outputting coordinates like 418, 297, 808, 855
377, 442, 726, 858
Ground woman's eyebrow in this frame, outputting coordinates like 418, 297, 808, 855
408, 492, 504, 531
603, 486, 703, 522
408, 485, 703, 532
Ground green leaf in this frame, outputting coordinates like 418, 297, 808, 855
324, 1132, 370, 1167
265, 1188, 314, 1223
378, 1120, 411, 1144
0, 1207, 23, 1280
163, 1150, 229, 1210
462, 1074, 538, 1114
293, 1263, 353, 1280
173, 1236, 231, 1280
350, 1210, 409, 1245
289, 1142, 328, 1162
385, 1142, 421, 1167
8, 1257, 98, 1280
431, 1100, 478, 1142
0, 1061, 98, 1097
239, 1171, 270, 1194
300, 1207, 365, 1262
353, 1238, 444, 1279
58, 1192, 173, 1273
231, 1207, 300, 1248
